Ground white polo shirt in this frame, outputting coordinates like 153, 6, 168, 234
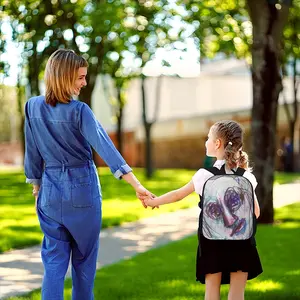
192, 159, 258, 196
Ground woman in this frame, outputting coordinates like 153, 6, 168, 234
24, 49, 152, 299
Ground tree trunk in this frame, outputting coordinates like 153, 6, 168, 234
141, 75, 154, 178
17, 83, 25, 165
116, 86, 124, 155
79, 72, 96, 107
248, 1, 290, 223
27, 51, 41, 96
145, 122, 153, 178
292, 57, 299, 167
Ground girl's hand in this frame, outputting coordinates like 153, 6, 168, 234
135, 185, 158, 208
144, 196, 158, 208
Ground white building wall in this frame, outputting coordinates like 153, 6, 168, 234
91, 73, 296, 138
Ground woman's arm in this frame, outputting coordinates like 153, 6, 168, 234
121, 172, 154, 208
145, 181, 195, 207
24, 101, 44, 186
79, 103, 132, 179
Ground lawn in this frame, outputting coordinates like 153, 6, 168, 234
0, 167, 196, 253
6, 202, 300, 300
0, 168, 299, 253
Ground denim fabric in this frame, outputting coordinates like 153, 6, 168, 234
24, 95, 132, 185
37, 161, 101, 300
24, 95, 132, 299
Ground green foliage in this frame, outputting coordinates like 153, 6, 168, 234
7, 202, 300, 299
180, 0, 251, 62
1, 0, 177, 103
283, 0, 300, 64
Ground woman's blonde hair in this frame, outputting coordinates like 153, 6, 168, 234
45, 49, 88, 106
212, 120, 250, 170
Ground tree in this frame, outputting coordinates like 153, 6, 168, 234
281, 0, 300, 171
128, 0, 177, 178
102, 57, 134, 154
248, 0, 291, 223
3, 0, 85, 96
2, 0, 137, 107
180, 0, 292, 223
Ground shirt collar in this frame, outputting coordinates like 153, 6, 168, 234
213, 159, 226, 169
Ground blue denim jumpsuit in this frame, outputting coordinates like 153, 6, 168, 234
24, 96, 132, 300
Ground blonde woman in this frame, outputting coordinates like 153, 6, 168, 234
24, 49, 152, 299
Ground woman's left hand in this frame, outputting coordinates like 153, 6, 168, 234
35, 196, 38, 212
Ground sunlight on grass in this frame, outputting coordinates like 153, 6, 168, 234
274, 171, 300, 185
248, 280, 283, 292
275, 222, 300, 229
6, 202, 300, 300
157, 279, 189, 289
0, 167, 197, 253
0, 167, 299, 254
285, 269, 300, 275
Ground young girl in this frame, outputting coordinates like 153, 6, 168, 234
144, 120, 263, 300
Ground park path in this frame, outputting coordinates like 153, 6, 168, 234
0, 182, 299, 299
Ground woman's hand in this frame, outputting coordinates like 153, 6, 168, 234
32, 185, 39, 213
35, 195, 38, 212
135, 185, 158, 209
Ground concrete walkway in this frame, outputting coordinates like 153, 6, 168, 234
0, 183, 299, 299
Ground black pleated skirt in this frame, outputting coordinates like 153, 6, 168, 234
196, 235, 263, 284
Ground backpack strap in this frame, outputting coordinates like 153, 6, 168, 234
204, 167, 224, 175
232, 167, 246, 176
205, 165, 246, 176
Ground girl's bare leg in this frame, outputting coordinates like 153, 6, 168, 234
228, 271, 248, 300
205, 272, 222, 300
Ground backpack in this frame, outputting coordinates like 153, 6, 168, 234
199, 165, 256, 240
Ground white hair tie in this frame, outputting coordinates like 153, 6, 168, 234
228, 141, 233, 146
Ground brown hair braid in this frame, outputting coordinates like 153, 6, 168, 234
211, 120, 250, 170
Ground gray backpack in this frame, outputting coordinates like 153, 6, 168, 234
199, 165, 256, 240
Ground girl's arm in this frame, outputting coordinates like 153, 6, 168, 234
145, 181, 195, 207
254, 193, 260, 218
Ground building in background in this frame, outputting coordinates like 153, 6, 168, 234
92, 58, 298, 170
0, 58, 298, 169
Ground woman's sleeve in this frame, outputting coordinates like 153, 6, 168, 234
24, 101, 44, 185
79, 103, 132, 179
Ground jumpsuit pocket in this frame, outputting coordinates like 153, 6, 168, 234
40, 184, 52, 207
71, 182, 93, 208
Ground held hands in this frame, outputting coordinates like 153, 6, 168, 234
143, 195, 157, 208
135, 185, 159, 209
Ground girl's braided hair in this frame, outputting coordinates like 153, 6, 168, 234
212, 120, 250, 170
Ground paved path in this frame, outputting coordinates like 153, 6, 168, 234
0, 183, 299, 299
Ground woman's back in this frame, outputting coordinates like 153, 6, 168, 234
25, 95, 92, 166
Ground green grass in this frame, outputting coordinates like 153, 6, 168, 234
7, 202, 300, 300
0, 168, 300, 253
0, 167, 196, 253
274, 171, 300, 185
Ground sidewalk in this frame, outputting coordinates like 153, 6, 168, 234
1, 183, 299, 299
